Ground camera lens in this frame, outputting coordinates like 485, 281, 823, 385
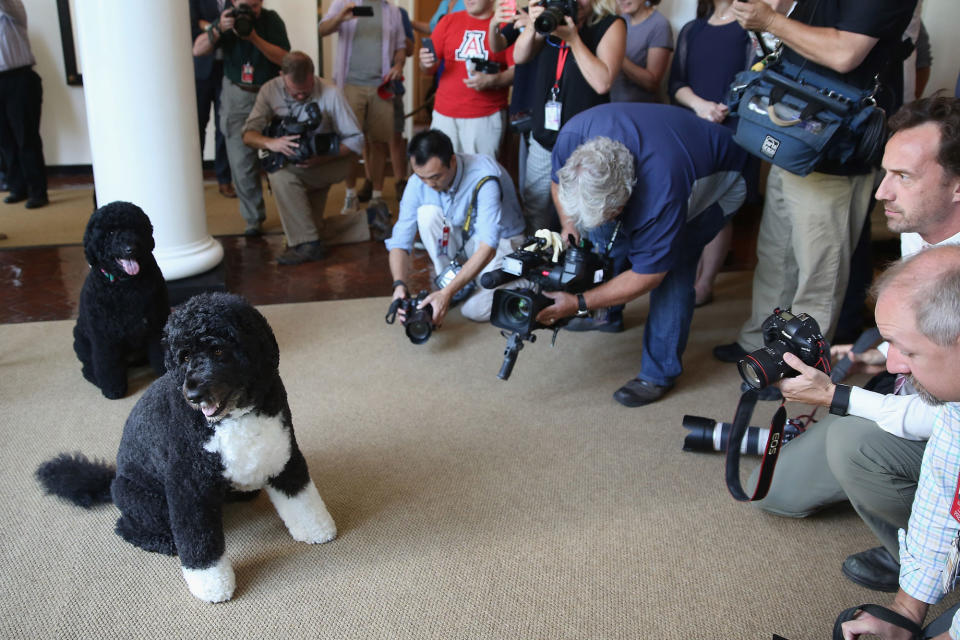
505, 296, 531, 323
737, 345, 786, 390
406, 320, 432, 344
534, 8, 562, 34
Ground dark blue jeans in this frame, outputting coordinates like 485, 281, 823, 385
195, 61, 231, 185
589, 204, 728, 386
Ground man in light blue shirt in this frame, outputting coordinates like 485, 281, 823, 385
838, 245, 960, 639
386, 129, 525, 324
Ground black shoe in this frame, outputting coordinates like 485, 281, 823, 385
564, 311, 624, 333
714, 342, 748, 363
4, 192, 26, 204
244, 222, 263, 237
276, 240, 325, 265
357, 179, 373, 203
612, 378, 672, 407
25, 195, 49, 209
366, 201, 391, 241
739, 381, 783, 401
842, 547, 900, 593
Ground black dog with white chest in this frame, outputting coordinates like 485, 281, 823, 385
38, 293, 337, 603
73, 201, 169, 399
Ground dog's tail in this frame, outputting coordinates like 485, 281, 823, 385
36, 453, 115, 508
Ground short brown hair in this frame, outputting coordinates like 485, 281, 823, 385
281, 51, 315, 84
888, 95, 960, 178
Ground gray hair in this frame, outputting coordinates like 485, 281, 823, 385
555, 137, 635, 231
873, 245, 960, 346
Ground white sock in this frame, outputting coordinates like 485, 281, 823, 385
372, 190, 383, 201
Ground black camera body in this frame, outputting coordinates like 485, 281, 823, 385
228, 4, 256, 37
468, 57, 502, 75
738, 308, 831, 390
385, 291, 435, 345
534, 0, 578, 34
261, 102, 340, 173
483, 235, 609, 379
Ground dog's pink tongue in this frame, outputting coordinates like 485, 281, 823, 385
201, 403, 218, 417
117, 258, 140, 276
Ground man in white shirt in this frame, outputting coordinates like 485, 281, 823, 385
745, 96, 960, 592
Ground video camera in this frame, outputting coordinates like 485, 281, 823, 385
738, 308, 831, 390
227, 4, 256, 37
385, 290, 434, 345
481, 233, 610, 379
260, 102, 340, 173
533, 0, 578, 34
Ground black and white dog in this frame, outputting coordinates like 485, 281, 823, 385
73, 201, 169, 399
38, 293, 336, 603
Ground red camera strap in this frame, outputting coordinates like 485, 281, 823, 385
552, 45, 569, 93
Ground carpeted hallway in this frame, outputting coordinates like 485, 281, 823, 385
5, 272, 954, 639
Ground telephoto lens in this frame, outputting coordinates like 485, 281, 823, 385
682, 415, 802, 455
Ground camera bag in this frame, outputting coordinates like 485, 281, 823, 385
725, 56, 886, 177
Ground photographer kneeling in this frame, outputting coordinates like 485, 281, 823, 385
747, 96, 960, 594
538, 102, 746, 406
242, 51, 365, 265
386, 129, 526, 325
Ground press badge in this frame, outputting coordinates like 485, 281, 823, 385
945, 533, 960, 593
544, 100, 562, 131
241, 63, 254, 84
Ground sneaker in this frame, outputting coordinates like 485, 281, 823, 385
341, 191, 359, 214
841, 547, 900, 593
366, 200, 391, 241
713, 342, 748, 363
244, 222, 263, 237
276, 240, 325, 266
564, 308, 624, 333
612, 378, 673, 407
357, 180, 373, 203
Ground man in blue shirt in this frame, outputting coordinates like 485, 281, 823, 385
386, 129, 526, 324
537, 103, 747, 407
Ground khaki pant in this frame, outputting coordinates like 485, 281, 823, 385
749, 414, 924, 559
738, 165, 876, 349
430, 110, 505, 158
220, 79, 265, 228
267, 156, 369, 247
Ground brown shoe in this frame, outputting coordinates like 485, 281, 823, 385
276, 240, 326, 265
219, 183, 237, 198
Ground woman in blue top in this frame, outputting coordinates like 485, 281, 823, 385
668, 0, 754, 306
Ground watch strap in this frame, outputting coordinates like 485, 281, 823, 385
830, 384, 851, 416
576, 293, 589, 317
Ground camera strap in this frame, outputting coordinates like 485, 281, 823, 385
725, 389, 788, 502
453, 175, 501, 263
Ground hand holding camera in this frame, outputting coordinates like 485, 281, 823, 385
830, 343, 886, 377
385, 291, 435, 345
775, 352, 836, 407
224, 4, 256, 38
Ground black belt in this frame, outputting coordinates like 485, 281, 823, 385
231, 81, 261, 93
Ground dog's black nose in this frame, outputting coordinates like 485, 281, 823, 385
183, 376, 205, 402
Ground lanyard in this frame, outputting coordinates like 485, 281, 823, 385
551, 44, 570, 96
951, 473, 960, 524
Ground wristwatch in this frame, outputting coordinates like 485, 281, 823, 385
575, 294, 589, 318
830, 384, 851, 416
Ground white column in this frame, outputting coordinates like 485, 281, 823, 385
74, 1, 223, 281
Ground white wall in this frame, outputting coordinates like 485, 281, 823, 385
27, 0, 960, 166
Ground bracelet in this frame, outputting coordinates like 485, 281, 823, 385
392, 280, 407, 291
829, 384, 851, 416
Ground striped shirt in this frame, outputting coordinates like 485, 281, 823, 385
899, 402, 960, 638
0, 0, 35, 72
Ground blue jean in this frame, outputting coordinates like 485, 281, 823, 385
589, 204, 727, 386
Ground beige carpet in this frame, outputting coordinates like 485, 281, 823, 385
0, 180, 399, 248
0, 275, 953, 639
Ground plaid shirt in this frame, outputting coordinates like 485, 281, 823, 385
899, 402, 960, 638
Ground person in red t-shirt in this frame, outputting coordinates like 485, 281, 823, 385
419, 0, 514, 157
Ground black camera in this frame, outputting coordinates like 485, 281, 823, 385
682, 414, 802, 455
385, 290, 434, 345
228, 4, 256, 37
481, 234, 610, 379
738, 308, 831, 390
260, 103, 340, 173
534, 0, 578, 34
468, 57, 502, 74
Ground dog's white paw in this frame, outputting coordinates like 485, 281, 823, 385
181, 556, 236, 603
267, 482, 338, 544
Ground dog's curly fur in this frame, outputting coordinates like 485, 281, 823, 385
39, 293, 337, 603
73, 201, 170, 399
